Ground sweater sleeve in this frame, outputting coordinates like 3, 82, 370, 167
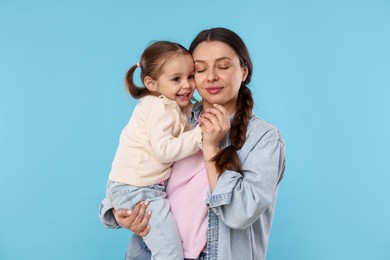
145, 99, 202, 164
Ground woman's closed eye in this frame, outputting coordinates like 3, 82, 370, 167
217, 61, 232, 70
195, 65, 206, 73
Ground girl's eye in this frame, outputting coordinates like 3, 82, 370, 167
172, 77, 180, 82
218, 65, 230, 70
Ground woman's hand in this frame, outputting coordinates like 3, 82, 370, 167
199, 104, 230, 160
113, 201, 152, 237
200, 104, 231, 191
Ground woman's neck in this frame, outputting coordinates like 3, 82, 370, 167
202, 102, 236, 116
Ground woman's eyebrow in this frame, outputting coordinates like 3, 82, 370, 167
194, 57, 232, 63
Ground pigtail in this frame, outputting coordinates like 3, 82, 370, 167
212, 85, 254, 176
125, 63, 150, 99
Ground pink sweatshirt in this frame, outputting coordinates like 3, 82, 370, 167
166, 150, 208, 258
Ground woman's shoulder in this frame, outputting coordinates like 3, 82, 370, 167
248, 114, 284, 144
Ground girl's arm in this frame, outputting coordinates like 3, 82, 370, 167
146, 99, 202, 163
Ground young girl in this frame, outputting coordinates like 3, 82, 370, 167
107, 41, 202, 260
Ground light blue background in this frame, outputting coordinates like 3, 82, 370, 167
1, 0, 389, 259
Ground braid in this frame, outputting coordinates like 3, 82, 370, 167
212, 85, 254, 176
230, 86, 253, 149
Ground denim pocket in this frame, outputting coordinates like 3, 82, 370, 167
108, 181, 137, 210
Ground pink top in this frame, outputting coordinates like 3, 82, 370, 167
166, 150, 208, 258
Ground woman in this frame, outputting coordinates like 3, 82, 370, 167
99, 27, 286, 260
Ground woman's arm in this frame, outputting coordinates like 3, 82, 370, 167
199, 104, 230, 191
200, 105, 286, 229
209, 134, 285, 229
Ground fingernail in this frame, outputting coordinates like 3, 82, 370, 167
140, 201, 144, 205
144, 201, 149, 206
147, 210, 151, 215
128, 210, 132, 214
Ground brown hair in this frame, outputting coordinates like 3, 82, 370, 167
125, 41, 191, 99
189, 28, 254, 176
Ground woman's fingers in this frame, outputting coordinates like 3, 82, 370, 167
114, 201, 151, 237
134, 201, 151, 235
114, 208, 132, 228
137, 210, 152, 237
200, 105, 230, 130
212, 104, 229, 122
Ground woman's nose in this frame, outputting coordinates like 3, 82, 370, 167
207, 68, 218, 81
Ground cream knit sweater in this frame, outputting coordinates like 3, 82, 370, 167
109, 95, 202, 186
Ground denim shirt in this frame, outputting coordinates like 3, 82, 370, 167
99, 102, 286, 260
205, 112, 286, 260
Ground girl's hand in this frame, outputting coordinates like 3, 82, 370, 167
199, 104, 230, 160
113, 201, 151, 237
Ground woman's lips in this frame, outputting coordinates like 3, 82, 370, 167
205, 87, 223, 94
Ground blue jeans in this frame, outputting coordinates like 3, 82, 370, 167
125, 235, 207, 260
108, 181, 183, 260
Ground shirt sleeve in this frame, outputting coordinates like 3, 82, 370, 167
98, 181, 120, 229
207, 129, 286, 229
146, 99, 202, 164
98, 197, 120, 229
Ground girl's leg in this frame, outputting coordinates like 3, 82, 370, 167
125, 235, 152, 260
142, 196, 183, 260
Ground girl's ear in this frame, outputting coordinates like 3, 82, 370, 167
144, 76, 158, 92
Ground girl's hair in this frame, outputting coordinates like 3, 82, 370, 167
189, 27, 254, 176
126, 41, 190, 99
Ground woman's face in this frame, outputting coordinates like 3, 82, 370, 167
192, 41, 248, 115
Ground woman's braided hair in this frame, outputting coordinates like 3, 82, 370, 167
189, 28, 254, 176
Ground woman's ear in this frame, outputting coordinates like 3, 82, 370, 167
242, 65, 249, 82
144, 76, 158, 92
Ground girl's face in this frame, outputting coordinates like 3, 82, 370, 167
192, 41, 248, 115
145, 54, 196, 110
